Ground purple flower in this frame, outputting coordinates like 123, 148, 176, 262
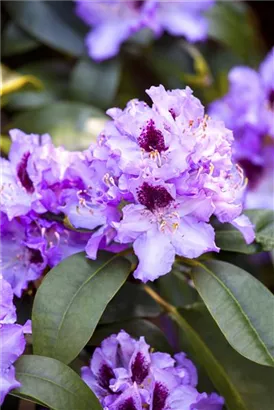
155, 1, 215, 43
75, 0, 158, 61
0, 276, 31, 405
81, 84, 254, 281
81, 330, 224, 410
209, 48, 274, 209
75, 1, 214, 61
0, 213, 47, 297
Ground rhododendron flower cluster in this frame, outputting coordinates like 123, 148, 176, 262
0, 276, 31, 405
75, 0, 215, 61
0, 85, 254, 294
209, 47, 274, 209
81, 330, 224, 410
68, 85, 254, 282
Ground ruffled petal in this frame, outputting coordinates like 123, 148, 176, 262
133, 229, 175, 282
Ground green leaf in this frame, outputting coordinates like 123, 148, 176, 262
214, 209, 274, 253
191, 260, 274, 367
4, 1, 86, 56
13, 355, 101, 410
247, 209, 274, 251
155, 265, 199, 307
70, 58, 121, 109
207, 2, 263, 64
2, 22, 39, 56
32, 251, 131, 364
169, 307, 247, 409
91, 319, 172, 353
178, 303, 274, 410
100, 282, 161, 324
10, 101, 107, 150
4, 60, 71, 111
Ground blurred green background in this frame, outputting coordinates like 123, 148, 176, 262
1, 0, 272, 154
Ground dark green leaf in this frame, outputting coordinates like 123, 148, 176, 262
32, 251, 131, 364
4, 1, 86, 56
13, 355, 101, 410
70, 58, 121, 109
169, 307, 247, 409
100, 282, 161, 324
155, 265, 198, 307
91, 319, 172, 353
2, 22, 39, 56
191, 260, 274, 367
178, 303, 274, 410
214, 209, 274, 253
10, 101, 107, 150
207, 2, 263, 64
247, 209, 274, 251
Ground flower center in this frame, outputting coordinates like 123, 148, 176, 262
138, 120, 167, 153
137, 182, 174, 211
28, 248, 43, 264
17, 152, 34, 193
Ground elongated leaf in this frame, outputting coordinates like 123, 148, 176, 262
70, 58, 121, 109
32, 251, 131, 364
13, 355, 101, 410
155, 265, 198, 307
169, 308, 247, 410
191, 260, 274, 366
4, 1, 86, 56
1, 65, 42, 97
207, 2, 263, 64
178, 304, 274, 410
214, 209, 274, 253
247, 209, 274, 251
2, 22, 39, 56
91, 319, 172, 353
100, 282, 161, 324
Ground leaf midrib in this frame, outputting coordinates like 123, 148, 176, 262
193, 262, 274, 365
172, 310, 248, 410
52, 253, 123, 355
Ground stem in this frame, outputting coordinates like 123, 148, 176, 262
143, 285, 176, 314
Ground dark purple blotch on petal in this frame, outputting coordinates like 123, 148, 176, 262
138, 119, 167, 153
131, 351, 150, 384
17, 152, 34, 193
118, 397, 138, 410
28, 248, 43, 264
137, 182, 174, 211
268, 89, 274, 108
152, 382, 169, 410
132, 0, 144, 10
98, 364, 115, 390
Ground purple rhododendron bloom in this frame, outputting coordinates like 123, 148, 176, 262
75, 1, 214, 61
0, 213, 48, 297
73, 84, 254, 282
0, 276, 31, 405
81, 330, 224, 409
209, 48, 274, 209
155, 0, 215, 43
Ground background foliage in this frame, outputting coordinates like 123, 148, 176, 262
1, 1, 274, 410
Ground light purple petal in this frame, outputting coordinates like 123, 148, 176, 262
231, 214, 255, 244
172, 217, 219, 259
133, 228, 175, 282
